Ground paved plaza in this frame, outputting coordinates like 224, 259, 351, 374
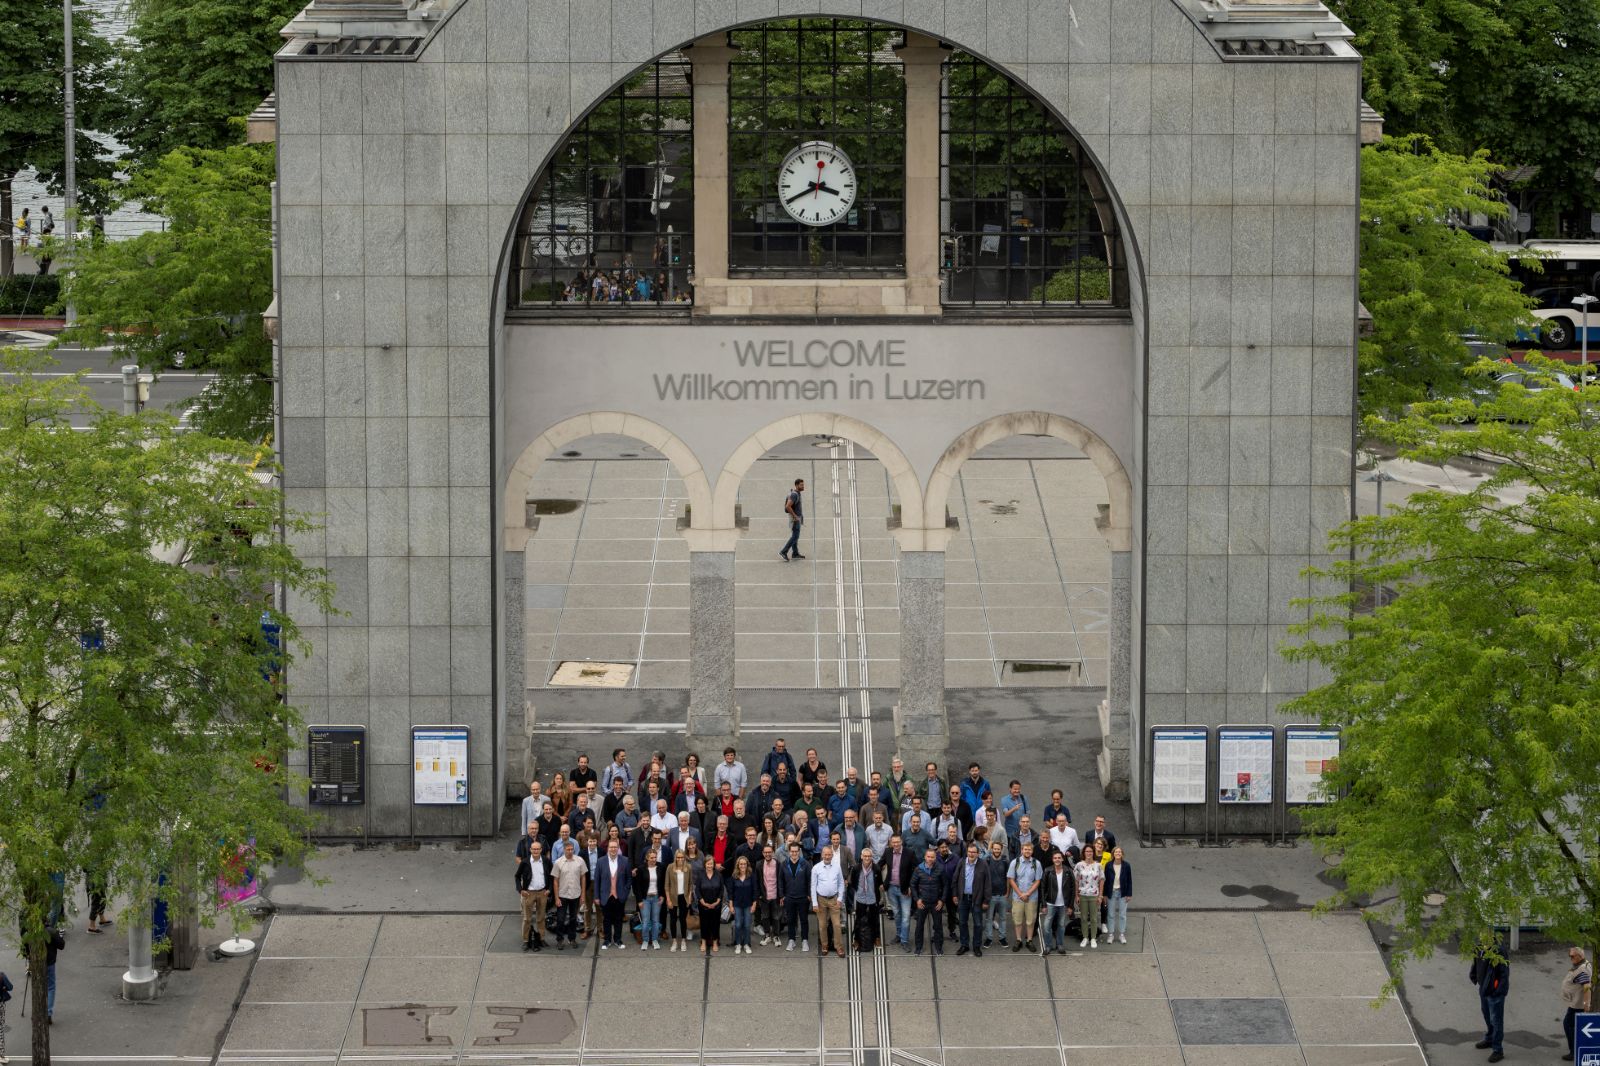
215, 910, 1422, 1066
522, 437, 1111, 692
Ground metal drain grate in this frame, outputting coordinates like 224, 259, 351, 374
1003, 660, 1081, 678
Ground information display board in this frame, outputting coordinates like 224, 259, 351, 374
1284, 726, 1340, 804
1217, 726, 1274, 804
412, 725, 470, 805
308, 725, 365, 806
1150, 726, 1208, 804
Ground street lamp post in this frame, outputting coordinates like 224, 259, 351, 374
63, 0, 76, 325
1574, 294, 1596, 381
1364, 469, 1397, 517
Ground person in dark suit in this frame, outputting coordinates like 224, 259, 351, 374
668, 812, 702, 857
1083, 814, 1117, 853
513, 836, 553, 952
880, 834, 918, 949
592, 840, 632, 950
952, 842, 992, 956
1472, 945, 1511, 1061
1039, 850, 1077, 954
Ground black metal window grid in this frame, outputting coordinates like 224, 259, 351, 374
510, 55, 694, 310
940, 52, 1126, 308
728, 20, 905, 274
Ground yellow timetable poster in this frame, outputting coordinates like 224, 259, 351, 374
412, 726, 470, 805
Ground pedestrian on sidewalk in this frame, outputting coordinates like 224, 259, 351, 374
1472, 944, 1510, 1062
779, 478, 805, 560
1561, 946, 1591, 1060
14, 209, 29, 253
0, 969, 11, 1063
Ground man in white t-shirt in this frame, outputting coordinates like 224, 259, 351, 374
1048, 813, 1081, 856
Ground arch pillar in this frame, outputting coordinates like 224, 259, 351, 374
688, 546, 739, 752
1098, 550, 1133, 801
894, 546, 949, 775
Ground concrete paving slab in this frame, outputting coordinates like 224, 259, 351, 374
979, 583, 1071, 607
556, 608, 646, 634
945, 1049, 1063, 1066
568, 561, 656, 584
822, 1001, 877, 1049
639, 659, 690, 685
1300, 1046, 1429, 1066
587, 957, 705, 1000
887, 1001, 942, 1043
705, 1000, 819, 1048
552, 634, 646, 660
477, 952, 592, 987
1062, 1049, 1185, 1066
566, 537, 661, 559
1257, 911, 1376, 954
1271, 951, 1393, 998
583, 1001, 701, 1049
357, 954, 481, 1002
1159, 951, 1284, 999
1170, 997, 1297, 1045
642, 634, 691, 658
1144, 912, 1268, 954
344, 1001, 474, 1050
261, 913, 381, 957
705, 956, 818, 1000
1180, 1045, 1310, 1066
1055, 998, 1180, 1044
1047, 951, 1167, 997
1286, 997, 1416, 1045
224, 1002, 354, 1052
242, 956, 368, 1003
941, 999, 1062, 1046
372, 914, 495, 955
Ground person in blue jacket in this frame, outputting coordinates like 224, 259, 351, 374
1471, 943, 1511, 1062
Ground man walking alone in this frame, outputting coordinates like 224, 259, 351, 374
780, 478, 806, 561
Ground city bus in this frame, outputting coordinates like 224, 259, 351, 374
1496, 240, 1600, 353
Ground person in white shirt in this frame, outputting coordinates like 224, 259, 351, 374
713, 746, 749, 798
1049, 813, 1080, 856
810, 844, 846, 956
1073, 852, 1105, 948
650, 799, 677, 835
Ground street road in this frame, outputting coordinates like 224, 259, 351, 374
0, 335, 215, 425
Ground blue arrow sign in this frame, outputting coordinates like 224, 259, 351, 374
1576, 1011, 1600, 1066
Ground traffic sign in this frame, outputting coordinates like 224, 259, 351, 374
1575, 1011, 1600, 1066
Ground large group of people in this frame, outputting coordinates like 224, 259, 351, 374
554, 262, 691, 304
513, 740, 1133, 958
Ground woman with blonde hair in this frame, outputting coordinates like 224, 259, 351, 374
728, 855, 757, 954
666, 848, 694, 951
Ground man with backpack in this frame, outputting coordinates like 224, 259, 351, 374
779, 478, 805, 561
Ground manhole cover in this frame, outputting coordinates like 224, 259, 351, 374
527, 498, 581, 516
549, 661, 635, 687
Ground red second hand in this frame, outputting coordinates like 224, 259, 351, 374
815, 159, 824, 198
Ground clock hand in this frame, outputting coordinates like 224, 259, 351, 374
785, 183, 818, 204
815, 183, 843, 197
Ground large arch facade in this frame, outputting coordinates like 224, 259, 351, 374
272, 0, 1362, 837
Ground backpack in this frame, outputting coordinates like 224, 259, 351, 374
0, 971, 11, 1002
783, 490, 797, 516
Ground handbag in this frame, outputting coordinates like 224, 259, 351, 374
721, 901, 732, 923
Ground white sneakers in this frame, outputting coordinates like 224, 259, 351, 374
787, 939, 796, 951
801, 940, 810, 952
1119, 934, 1127, 944
1090, 939, 1098, 949
1079, 937, 1088, 947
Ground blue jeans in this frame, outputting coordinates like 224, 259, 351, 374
781, 521, 802, 558
988, 895, 1008, 942
1107, 892, 1129, 936
1042, 903, 1069, 949
47, 963, 56, 1017
889, 886, 911, 944
638, 896, 662, 944
1480, 993, 1505, 1053
733, 904, 753, 947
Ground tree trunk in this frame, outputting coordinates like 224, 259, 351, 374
2, 175, 13, 278
28, 941, 49, 1066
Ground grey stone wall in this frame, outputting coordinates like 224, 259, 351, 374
275, 0, 1359, 836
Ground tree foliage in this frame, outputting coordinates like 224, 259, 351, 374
0, 349, 331, 1064
0, 0, 116, 276
1357, 138, 1537, 419
57, 144, 275, 441
107, 0, 303, 168
1328, 0, 1600, 231
1285, 358, 1600, 981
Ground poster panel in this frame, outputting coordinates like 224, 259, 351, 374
1285, 726, 1340, 804
1151, 726, 1207, 804
1217, 726, 1274, 804
412, 725, 470, 806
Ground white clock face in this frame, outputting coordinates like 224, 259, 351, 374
777, 141, 857, 227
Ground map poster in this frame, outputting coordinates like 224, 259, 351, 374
1217, 726, 1274, 804
1284, 726, 1340, 804
1151, 726, 1208, 804
412, 726, 470, 806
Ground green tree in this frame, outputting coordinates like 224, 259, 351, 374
1284, 359, 1600, 987
107, 0, 302, 168
0, 1, 117, 277
57, 144, 275, 440
0, 349, 331, 1065
1328, 0, 1600, 231
1357, 137, 1537, 419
